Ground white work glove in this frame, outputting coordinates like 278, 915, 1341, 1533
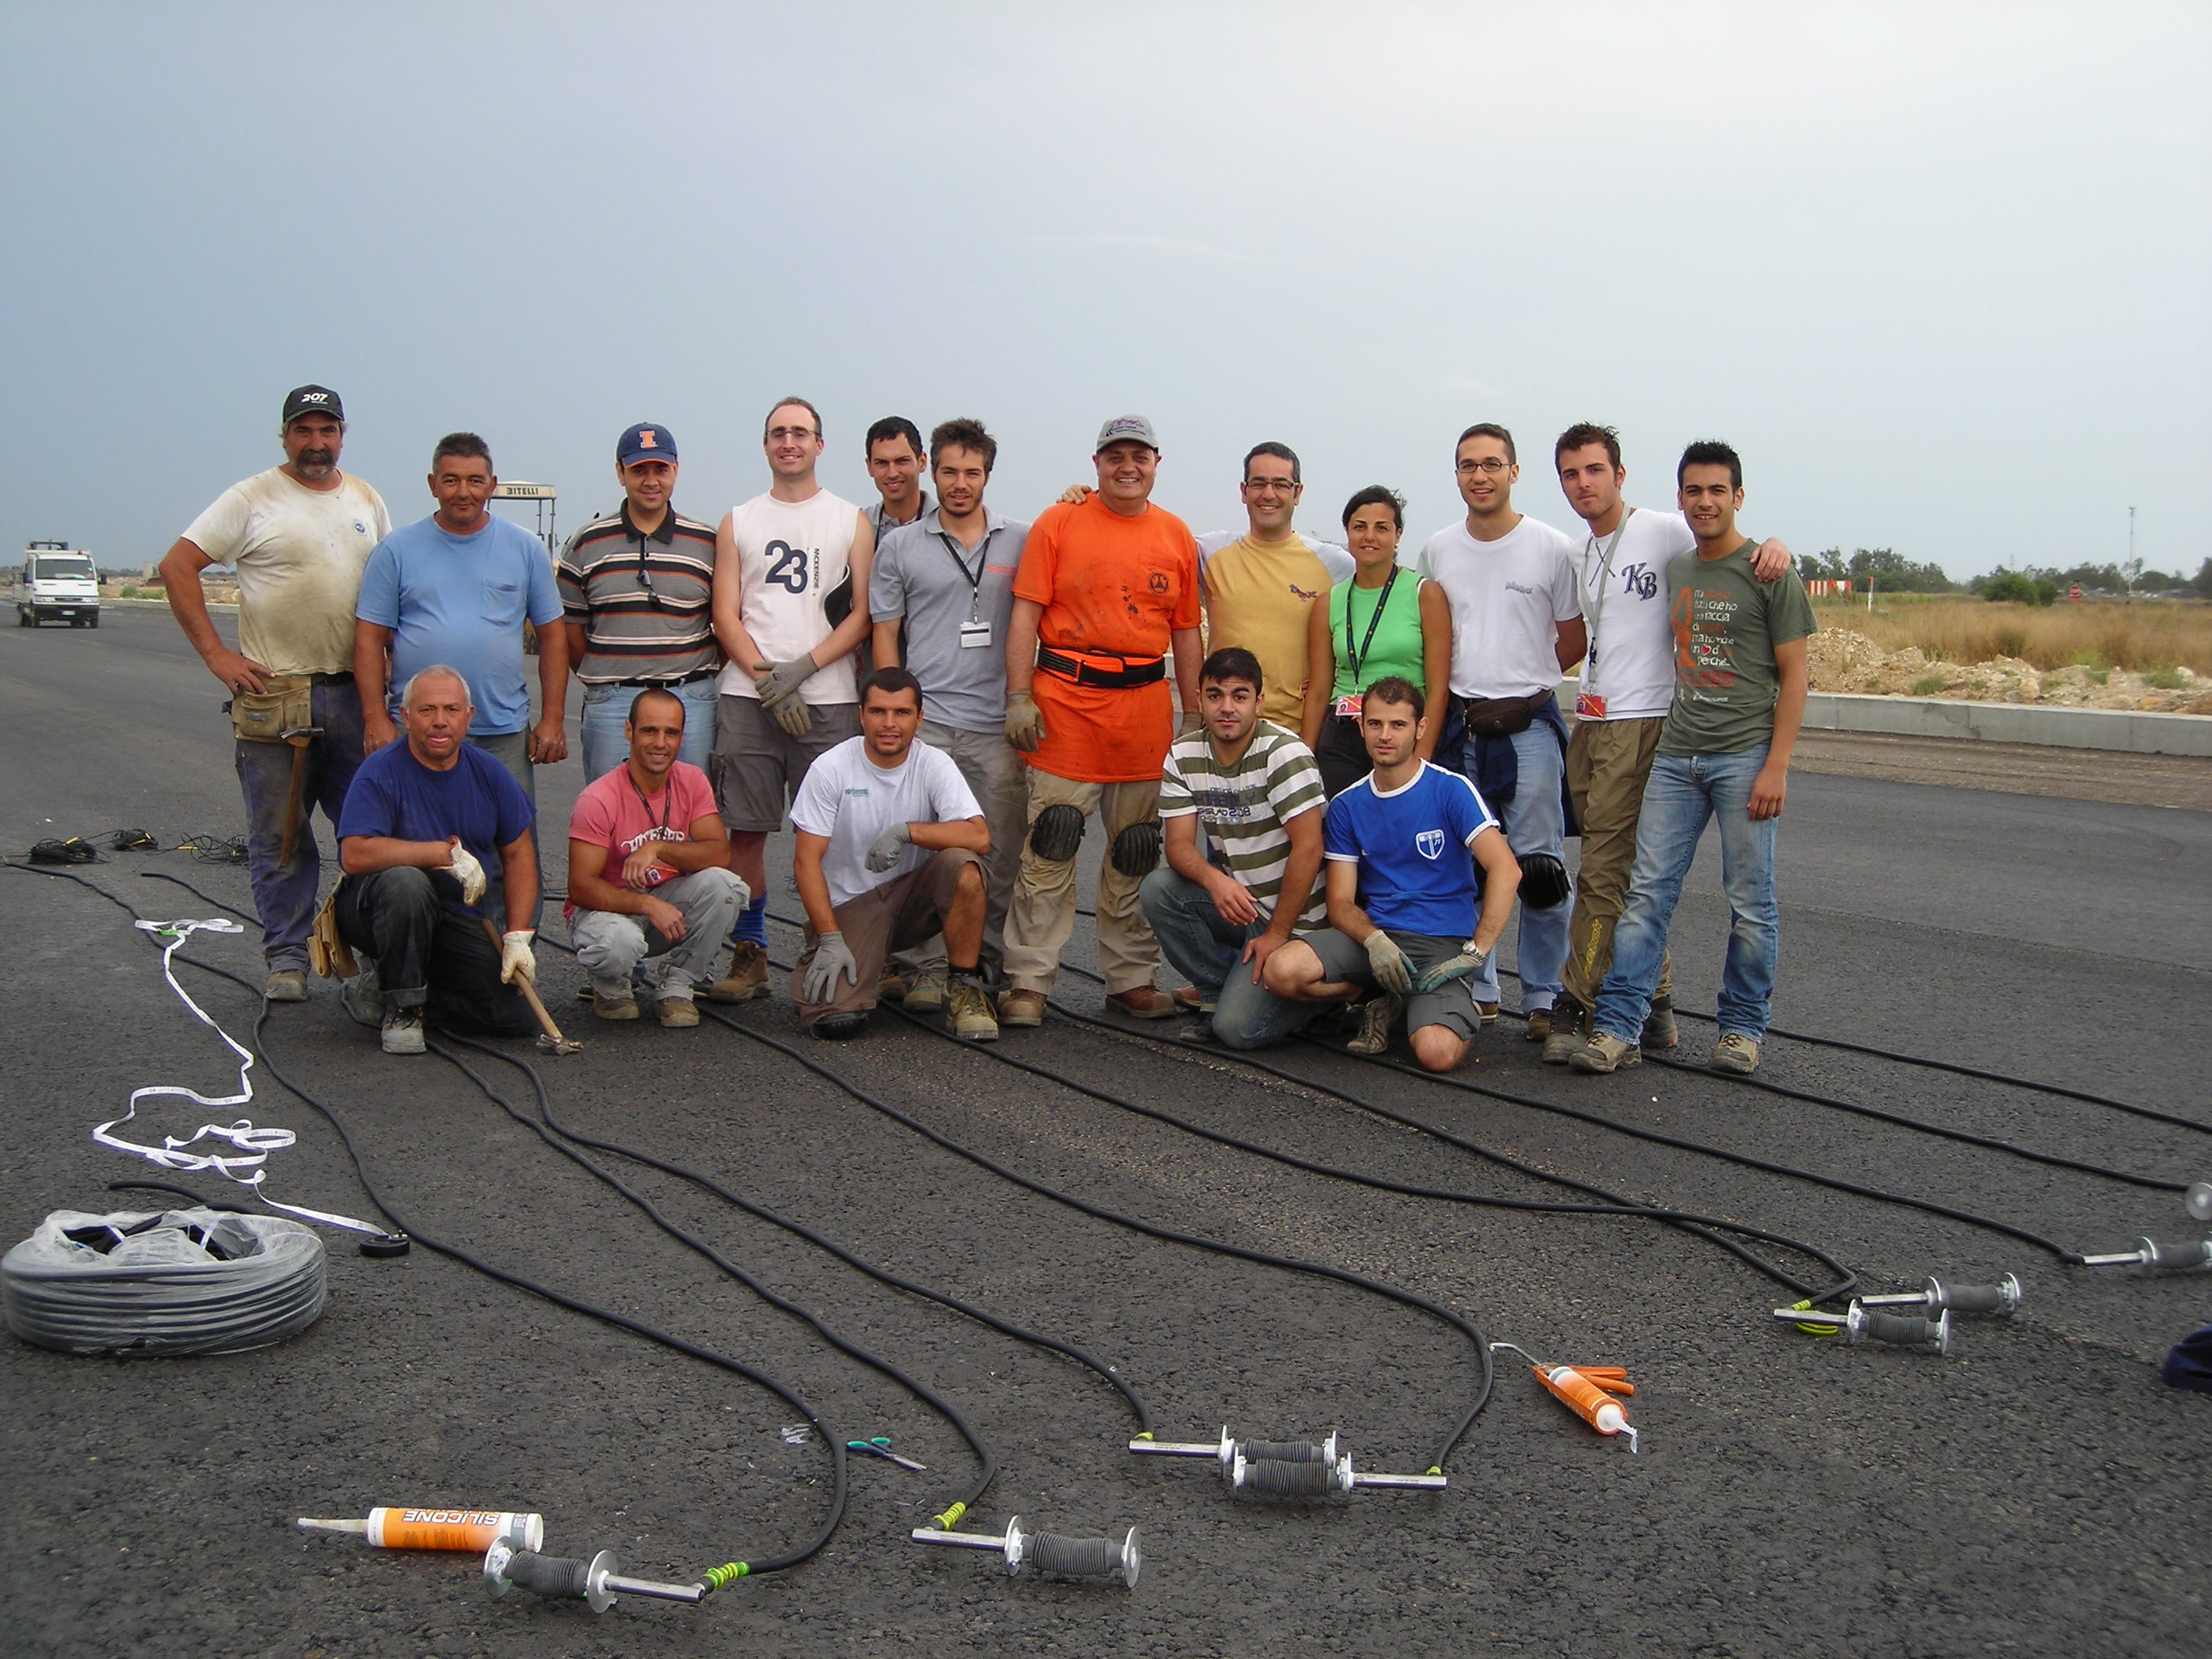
1415, 942, 1489, 994
1364, 929, 1415, 994
753, 654, 818, 708
500, 929, 537, 986
802, 932, 859, 1005
1005, 690, 1045, 753
446, 841, 487, 906
864, 822, 913, 873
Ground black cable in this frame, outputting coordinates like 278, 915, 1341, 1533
138, 868, 258, 921
0, 862, 846, 1580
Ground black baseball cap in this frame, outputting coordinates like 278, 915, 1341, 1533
281, 385, 345, 425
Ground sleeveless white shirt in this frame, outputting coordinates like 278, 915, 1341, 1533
717, 489, 860, 705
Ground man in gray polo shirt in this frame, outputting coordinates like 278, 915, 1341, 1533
870, 416, 1027, 1004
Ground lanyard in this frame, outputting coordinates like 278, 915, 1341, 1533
1342, 568, 1400, 681
627, 769, 672, 840
1580, 511, 1633, 692
937, 526, 991, 622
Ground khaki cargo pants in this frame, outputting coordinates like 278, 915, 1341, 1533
1562, 715, 1672, 1011
1001, 767, 1162, 996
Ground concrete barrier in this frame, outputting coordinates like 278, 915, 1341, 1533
1556, 679, 2212, 758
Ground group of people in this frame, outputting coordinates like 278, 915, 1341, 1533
160, 385, 1813, 1075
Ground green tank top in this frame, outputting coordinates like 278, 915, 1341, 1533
1328, 569, 1426, 699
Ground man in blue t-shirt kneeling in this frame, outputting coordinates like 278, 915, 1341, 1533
1262, 676, 1521, 1072
335, 665, 541, 1054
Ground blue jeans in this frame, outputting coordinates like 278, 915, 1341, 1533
234, 679, 364, 970
1593, 745, 1779, 1043
1464, 722, 1569, 1012
1138, 866, 1314, 1049
580, 676, 720, 782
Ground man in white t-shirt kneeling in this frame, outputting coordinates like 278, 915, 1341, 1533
789, 668, 997, 1042
565, 687, 749, 1027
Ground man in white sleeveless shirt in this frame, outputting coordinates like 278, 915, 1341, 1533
706, 396, 877, 1000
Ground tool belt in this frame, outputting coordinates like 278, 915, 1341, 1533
1455, 689, 1553, 739
229, 676, 316, 743
1036, 646, 1166, 690
308, 888, 358, 980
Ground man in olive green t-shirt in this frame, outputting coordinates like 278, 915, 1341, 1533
1571, 441, 1814, 1079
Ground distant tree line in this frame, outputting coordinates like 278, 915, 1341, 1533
1804, 548, 1959, 593
1967, 559, 2212, 605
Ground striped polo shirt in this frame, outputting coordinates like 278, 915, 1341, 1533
1157, 720, 1329, 930
556, 502, 720, 683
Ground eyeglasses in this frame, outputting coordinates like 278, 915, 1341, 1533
1242, 478, 1301, 493
1456, 456, 1511, 476
767, 425, 819, 442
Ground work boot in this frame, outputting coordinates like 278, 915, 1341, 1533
946, 980, 998, 1043
1171, 985, 1204, 1012
592, 987, 639, 1021
1476, 1001, 1500, 1027
265, 968, 308, 1002
905, 969, 947, 1013
1710, 1033, 1761, 1075
704, 941, 767, 1003
1542, 997, 1587, 1065
1346, 992, 1401, 1056
340, 967, 385, 1029
1568, 1031, 1642, 1075
656, 994, 700, 1029
998, 989, 1046, 1027
380, 1009, 426, 1056
1524, 1005, 1554, 1043
1642, 996, 1679, 1052
1106, 985, 1176, 1019
811, 1009, 870, 1041
878, 965, 909, 1003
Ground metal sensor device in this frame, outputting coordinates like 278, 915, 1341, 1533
910, 1515, 1141, 1588
1130, 1427, 1446, 1494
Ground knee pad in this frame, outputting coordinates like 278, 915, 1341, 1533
1028, 803, 1086, 864
1516, 851, 1572, 909
1110, 819, 1163, 880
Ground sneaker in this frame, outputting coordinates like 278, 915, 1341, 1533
998, 989, 1047, 1027
340, 967, 385, 1030
905, 970, 947, 1013
1346, 992, 1401, 1056
1178, 1009, 1219, 1045
592, 987, 640, 1021
1106, 985, 1177, 1019
573, 983, 595, 1004
811, 1009, 870, 1041
656, 994, 700, 1029
380, 1009, 426, 1056
1524, 1005, 1554, 1043
1710, 1033, 1761, 1075
1476, 1002, 1500, 1027
1642, 996, 1679, 1052
878, 965, 910, 1003
704, 941, 767, 1003
1541, 998, 1587, 1065
265, 968, 308, 1002
946, 980, 998, 1042
1567, 1031, 1642, 1075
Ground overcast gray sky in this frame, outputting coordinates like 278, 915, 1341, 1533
2, 2, 2205, 580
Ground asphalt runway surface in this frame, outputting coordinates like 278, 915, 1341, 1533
3, 610, 2209, 1658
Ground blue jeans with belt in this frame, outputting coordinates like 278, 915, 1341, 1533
580, 676, 720, 781
234, 678, 364, 970
1593, 745, 1779, 1043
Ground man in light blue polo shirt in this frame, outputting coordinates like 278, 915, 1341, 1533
353, 431, 569, 808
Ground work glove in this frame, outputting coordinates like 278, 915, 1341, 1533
767, 694, 815, 738
864, 822, 913, 873
446, 843, 487, 906
753, 654, 818, 709
1415, 942, 1489, 994
499, 929, 537, 986
1005, 690, 1045, 753
1363, 929, 1415, 994
803, 931, 859, 1005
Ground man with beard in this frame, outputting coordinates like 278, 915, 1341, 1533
160, 385, 393, 1001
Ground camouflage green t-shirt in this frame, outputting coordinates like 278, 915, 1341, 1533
1657, 540, 1816, 756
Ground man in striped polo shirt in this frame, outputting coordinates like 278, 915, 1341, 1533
557, 423, 723, 781
1139, 646, 1328, 1047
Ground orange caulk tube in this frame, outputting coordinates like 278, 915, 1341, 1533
1533, 1364, 1639, 1454
296, 1508, 545, 1552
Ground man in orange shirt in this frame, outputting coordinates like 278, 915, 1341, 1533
999, 416, 1203, 1024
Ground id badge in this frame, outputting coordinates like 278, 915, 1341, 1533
1575, 690, 1608, 720
1331, 694, 1364, 719
959, 621, 993, 650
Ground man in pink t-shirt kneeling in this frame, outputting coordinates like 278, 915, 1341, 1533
566, 687, 750, 1026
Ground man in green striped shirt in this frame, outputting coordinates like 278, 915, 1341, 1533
1141, 646, 1328, 1047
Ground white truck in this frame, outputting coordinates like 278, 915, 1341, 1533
16, 540, 101, 628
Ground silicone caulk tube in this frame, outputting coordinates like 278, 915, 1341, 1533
364, 1508, 544, 1551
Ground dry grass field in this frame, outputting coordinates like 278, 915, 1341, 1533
1811, 595, 2212, 678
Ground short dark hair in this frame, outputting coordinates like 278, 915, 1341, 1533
1455, 423, 1516, 464
1341, 485, 1406, 533
858, 666, 923, 709
1678, 440, 1743, 490
1242, 441, 1301, 485
431, 431, 493, 472
764, 397, 822, 441
930, 416, 998, 473
1555, 423, 1621, 471
866, 416, 924, 459
1199, 646, 1263, 693
1364, 675, 1424, 721
626, 686, 686, 726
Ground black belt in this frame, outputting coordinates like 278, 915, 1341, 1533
1036, 647, 1165, 690
309, 671, 354, 687
613, 665, 720, 689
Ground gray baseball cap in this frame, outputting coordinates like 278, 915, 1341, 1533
1094, 414, 1159, 452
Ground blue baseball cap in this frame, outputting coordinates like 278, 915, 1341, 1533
617, 423, 679, 466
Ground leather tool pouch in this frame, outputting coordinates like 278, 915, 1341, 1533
229, 676, 313, 742
308, 888, 358, 980
1456, 690, 1548, 739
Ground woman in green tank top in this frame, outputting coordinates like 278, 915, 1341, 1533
1301, 485, 1452, 797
